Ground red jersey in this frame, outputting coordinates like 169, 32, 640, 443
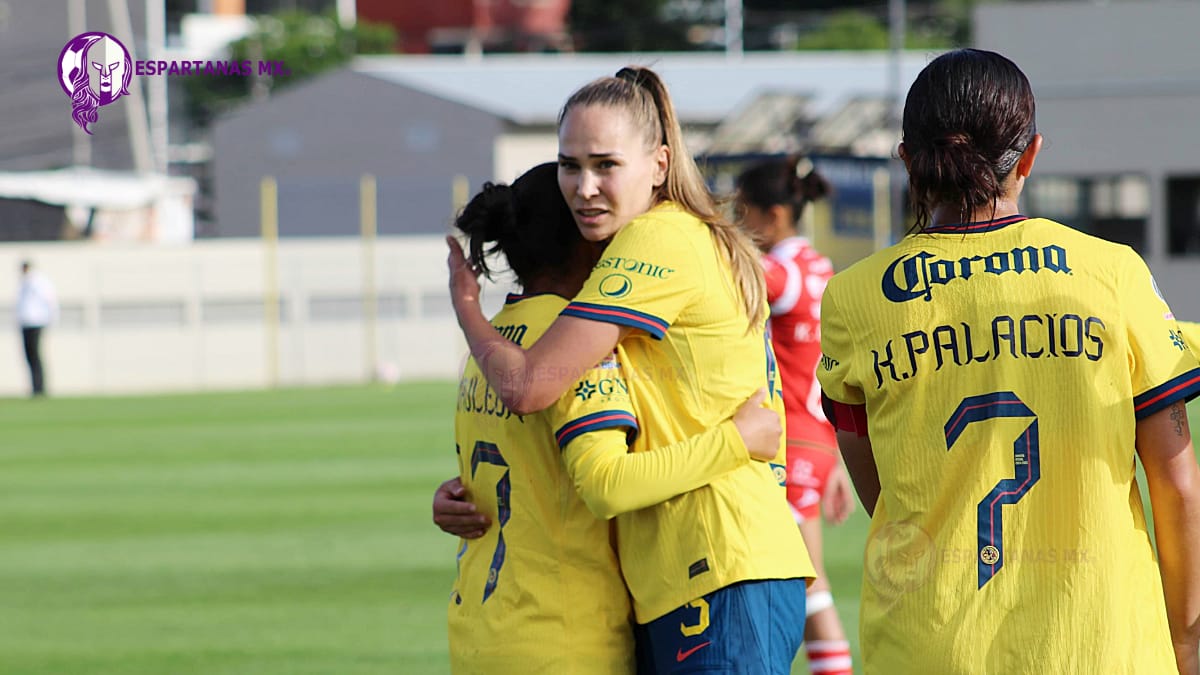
762, 236, 836, 447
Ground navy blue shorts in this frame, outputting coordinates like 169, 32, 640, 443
634, 578, 807, 674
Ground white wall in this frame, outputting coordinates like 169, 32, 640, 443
0, 237, 511, 397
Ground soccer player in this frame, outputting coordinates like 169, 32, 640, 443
817, 49, 1200, 673
736, 156, 854, 675
446, 163, 784, 674
448, 67, 814, 674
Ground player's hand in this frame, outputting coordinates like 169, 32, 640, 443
432, 476, 490, 539
733, 388, 782, 462
822, 464, 856, 525
446, 235, 482, 315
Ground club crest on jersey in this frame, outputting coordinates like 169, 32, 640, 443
881, 245, 1071, 303
597, 350, 620, 369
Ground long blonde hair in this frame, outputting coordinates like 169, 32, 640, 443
558, 66, 767, 328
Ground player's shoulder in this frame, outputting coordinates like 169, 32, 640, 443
621, 202, 705, 240
493, 293, 567, 342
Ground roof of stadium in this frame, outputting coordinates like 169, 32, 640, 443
352, 51, 938, 126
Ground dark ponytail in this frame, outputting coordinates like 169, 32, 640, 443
735, 155, 831, 225
454, 182, 519, 282
901, 49, 1037, 231
453, 162, 581, 288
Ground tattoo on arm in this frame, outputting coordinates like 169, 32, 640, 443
1169, 401, 1190, 438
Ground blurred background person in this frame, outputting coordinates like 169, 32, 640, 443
736, 155, 855, 675
16, 260, 58, 398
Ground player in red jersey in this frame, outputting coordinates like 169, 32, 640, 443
736, 156, 855, 675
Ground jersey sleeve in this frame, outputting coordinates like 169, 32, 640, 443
815, 277, 866, 406
1180, 321, 1200, 357
562, 215, 701, 340
762, 255, 788, 306
1120, 253, 1200, 418
561, 421, 749, 520
545, 350, 639, 449
546, 349, 749, 519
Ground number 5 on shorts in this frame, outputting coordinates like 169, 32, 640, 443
944, 392, 1040, 589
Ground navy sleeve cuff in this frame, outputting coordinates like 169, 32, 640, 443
560, 302, 669, 340
1134, 368, 1200, 420
555, 410, 640, 449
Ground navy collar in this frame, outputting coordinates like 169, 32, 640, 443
923, 214, 1027, 234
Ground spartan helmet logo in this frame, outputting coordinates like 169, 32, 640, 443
58, 32, 133, 135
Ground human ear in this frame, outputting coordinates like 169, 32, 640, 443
1015, 133, 1043, 179
653, 145, 669, 188
897, 142, 910, 170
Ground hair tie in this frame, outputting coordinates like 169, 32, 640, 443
794, 157, 815, 179
615, 67, 643, 87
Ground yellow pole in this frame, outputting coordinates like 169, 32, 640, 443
360, 174, 378, 383
452, 174, 469, 215
260, 176, 280, 388
872, 167, 892, 252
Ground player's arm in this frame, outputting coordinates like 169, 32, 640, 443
1137, 400, 1200, 675
431, 476, 490, 539
834, 433, 879, 517
813, 279, 877, 514
448, 236, 627, 415
823, 394, 878, 516
822, 460, 857, 525
562, 390, 780, 520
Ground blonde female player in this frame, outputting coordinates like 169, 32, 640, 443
817, 49, 1200, 674
445, 162, 783, 674
448, 66, 814, 674
735, 155, 855, 675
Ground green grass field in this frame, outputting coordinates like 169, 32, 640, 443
0, 384, 1195, 674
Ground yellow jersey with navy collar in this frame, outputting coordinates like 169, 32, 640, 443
449, 293, 637, 675
563, 202, 815, 623
817, 215, 1200, 673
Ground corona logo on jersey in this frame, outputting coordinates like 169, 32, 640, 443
58, 32, 133, 135
882, 245, 1071, 303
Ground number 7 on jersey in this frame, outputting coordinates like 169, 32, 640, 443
944, 392, 1041, 589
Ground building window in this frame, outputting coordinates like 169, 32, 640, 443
1025, 174, 1149, 253
1167, 176, 1200, 257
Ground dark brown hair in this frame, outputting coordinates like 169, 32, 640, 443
902, 49, 1037, 231
454, 163, 580, 289
736, 155, 832, 225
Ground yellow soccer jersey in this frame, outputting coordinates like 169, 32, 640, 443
1180, 321, 1200, 356
449, 293, 637, 675
818, 215, 1200, 673
563, 202, 815, 623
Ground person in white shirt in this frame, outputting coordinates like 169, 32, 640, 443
17, 260, 58, 397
